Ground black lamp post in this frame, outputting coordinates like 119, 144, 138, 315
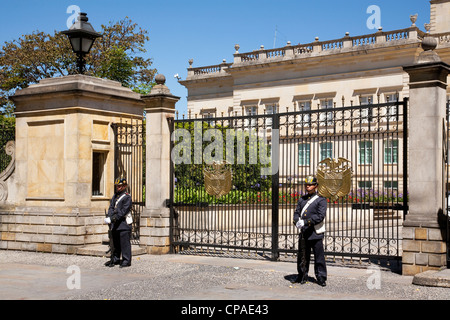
62, 12, 102, 74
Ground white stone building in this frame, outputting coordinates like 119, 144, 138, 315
180, 1, 450, 118
179, 0, 450, 195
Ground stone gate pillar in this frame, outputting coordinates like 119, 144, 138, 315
402, 38, 450, 275
2, 75, 144, 254
140, 75, 179, 254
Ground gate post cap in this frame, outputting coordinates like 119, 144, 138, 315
155, 74, 166, 85
416, 35, 441, 64
141, 73, 180, 110
142, 73, 180, 98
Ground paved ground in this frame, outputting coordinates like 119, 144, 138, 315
0, 250, 449, 304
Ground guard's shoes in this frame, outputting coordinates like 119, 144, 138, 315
293, 275, 307, 284
120, 263, 131, 268
316, 277, 327, 287
104, 260, 119, 267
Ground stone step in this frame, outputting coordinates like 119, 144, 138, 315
413, 269, 450, 288
76, 244, 147, 257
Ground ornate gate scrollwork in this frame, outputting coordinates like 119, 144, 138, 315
0, 141, 15, 201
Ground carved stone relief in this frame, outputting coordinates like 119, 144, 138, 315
0, 141, 15, 201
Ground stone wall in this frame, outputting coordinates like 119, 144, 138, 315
402, 226, 447, 274
139, 213, 171, 254
0, 75, 144, 255
0, 207, 105, 254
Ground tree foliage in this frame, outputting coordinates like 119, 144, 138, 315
173, 121, 273, 196
0, 17, 156, 116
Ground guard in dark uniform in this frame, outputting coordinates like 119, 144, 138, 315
293, 176, 327, 286
104, 178, 133, 268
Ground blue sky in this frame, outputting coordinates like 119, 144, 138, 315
0, 0, 431, 115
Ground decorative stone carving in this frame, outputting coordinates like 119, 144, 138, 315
0, 181, 7, 201
410, 14, 418, 27
417, 33, 441, 64
146, 74, 171, 95
0, 140, 15, 201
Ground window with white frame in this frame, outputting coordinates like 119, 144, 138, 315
385, 93, 398, 103
320, 142, 333, 161
245, 105, 258, 128
358, 140, 373, 165
359, 95, 373, 123
385, 93, 399, 122
298, 143, 310, 166
384, 139, 399, 164
202, 111, 215, 125
265, 103, 278, 128
358, 181, 373, 189
296, 101, 311, 126
319, 99, 333, 126
384, 180, 398, 190
359, 95, 373, 104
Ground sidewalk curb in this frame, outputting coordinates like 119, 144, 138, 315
412, 269, 450, 288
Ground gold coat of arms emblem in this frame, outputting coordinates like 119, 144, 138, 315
204, 161, 232, 198
316, 157, 352, 201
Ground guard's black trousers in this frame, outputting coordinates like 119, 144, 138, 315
297, 235, 327, 281
112, 230, 132, 266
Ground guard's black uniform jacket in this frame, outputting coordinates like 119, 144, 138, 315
293, 192, 327, 240
107, 190, 132, 231
107, 189, 132, 266
293, 192, 328, 283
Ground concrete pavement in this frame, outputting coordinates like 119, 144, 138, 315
0, 249, 449, 301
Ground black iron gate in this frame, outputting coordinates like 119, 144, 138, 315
170, 98, 408, 261
111, 119, 145, 242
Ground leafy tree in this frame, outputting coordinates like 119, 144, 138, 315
88, 17, 156, 90
0, 17, 156, 117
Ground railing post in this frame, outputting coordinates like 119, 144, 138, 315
258, 45, 267, 60
375, 27, 386, 44
313, 37, 322, 53
342, 32, 352, 48
271, 114, 280, 261
285, 41, 294, 57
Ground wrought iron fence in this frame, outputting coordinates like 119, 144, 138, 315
170, 99, 408, 261
111, 119, 145, 242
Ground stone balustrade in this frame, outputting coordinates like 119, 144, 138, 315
435, 32, 450, 45
232, 27, 425, 65
185, 27, 450, 80
187, 62, 232, 78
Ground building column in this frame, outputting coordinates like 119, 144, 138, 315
402, 37, 450, 275
140, 75, 180, 254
